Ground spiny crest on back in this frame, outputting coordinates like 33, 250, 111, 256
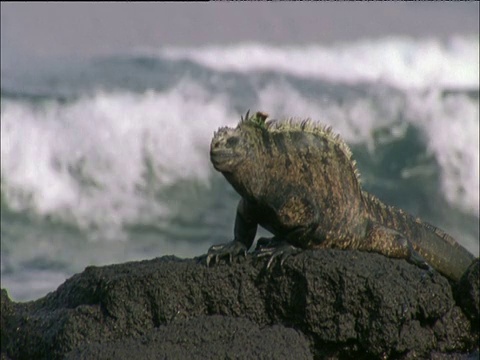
238, 110, 361, 182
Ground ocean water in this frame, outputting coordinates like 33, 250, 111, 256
1, 36, 479, 302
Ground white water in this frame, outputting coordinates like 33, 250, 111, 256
1, 81, 237, 235
158, 36, 479, 90
2, 82, 478, 231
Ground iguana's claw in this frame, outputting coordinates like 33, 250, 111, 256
410, 249, 435, 280
255, 242, 300, 270
407, 247, 430, 270
402, 238, 436, 280
206, 241, 247, 266
402, 238, 431, 271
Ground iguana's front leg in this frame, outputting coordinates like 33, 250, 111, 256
254, 194, 317, 269
206, 199, 258, 266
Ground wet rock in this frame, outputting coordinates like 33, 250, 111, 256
1, 250, 478, 359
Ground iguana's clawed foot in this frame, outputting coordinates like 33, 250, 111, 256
206, 240, 247, 266
407, 246, 430, 271
402, 238, 436, 279
254, 240, 301, 270
419, 266, 436, 282
401, 238, 431, 271
370, 224, 434, 277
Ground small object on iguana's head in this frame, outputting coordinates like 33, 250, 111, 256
249, 111, 269, 128
255, 111, 269, 122
240, 110, 269, 127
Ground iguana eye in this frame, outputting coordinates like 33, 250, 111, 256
226, 137, 239, 148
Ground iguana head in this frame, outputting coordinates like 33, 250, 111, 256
211, 110, 362, 202
210, 111, 268, 173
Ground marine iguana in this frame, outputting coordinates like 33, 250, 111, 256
207, 111, 475, 282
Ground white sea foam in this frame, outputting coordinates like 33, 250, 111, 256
406, 91, 479, 217
2, 36, 479, 235
2, 78, 478, 237
1, 80, 236, 235
157, 36, 479, 90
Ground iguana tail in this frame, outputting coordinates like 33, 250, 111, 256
363, 192, 475, 282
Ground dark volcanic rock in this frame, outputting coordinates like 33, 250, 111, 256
455, 258, 480, 331
1, 250, 478, 360
64, 315, 312, 360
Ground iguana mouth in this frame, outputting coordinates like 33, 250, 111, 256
210, 127, 240, 170
210, 150, 235, 172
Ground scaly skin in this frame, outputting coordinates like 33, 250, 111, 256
207, 111, 475, 282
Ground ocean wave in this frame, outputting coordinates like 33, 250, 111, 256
2, 79, 478, 232
407, 91, 479, 217
155, 36, 479, 90
1, 81, 237, 235
1, 44, 479, 233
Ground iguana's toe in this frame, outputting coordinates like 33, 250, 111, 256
407, 246, 436, 280
255, 241, 300, 270
408, 249, 430, 271
403, 239, 431, 271
206, 240, 247, 266
400, 237, 437, 280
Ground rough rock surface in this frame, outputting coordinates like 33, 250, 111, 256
64, 315, 311, 360
1, 250, 479, 360
455, 259, 480, 332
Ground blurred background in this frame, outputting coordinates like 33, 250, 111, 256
2, 3, 479, 60
1, 2, 479, 301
